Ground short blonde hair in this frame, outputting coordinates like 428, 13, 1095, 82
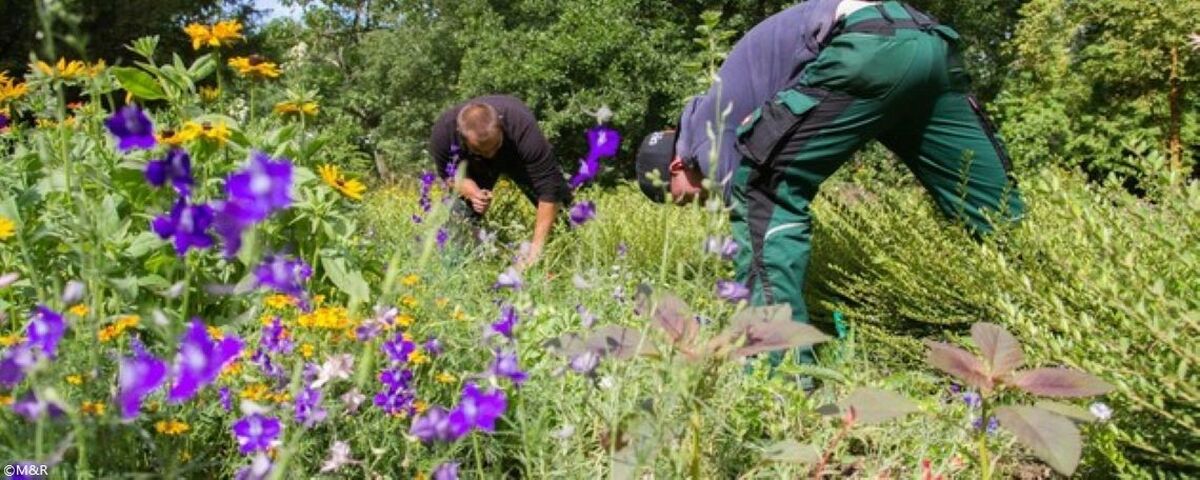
457, 102, 501, 142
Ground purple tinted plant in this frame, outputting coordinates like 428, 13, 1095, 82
146, 148, 193, 195
436, 228, 449, 249
26, 305, 65, 358
0, 344, 36, 387
410, 406, 454, 444
295, 387, 327, 427
715, 280, 749, 302
235, 453, 273, 480
925, 322, 1114, 478
116, 339, 167, 419
447, 383, 507, 439
489, 305, 517, 340
12, 390, 65, 421
260, 317, 293, 354
167, 320, 243, 403
432, 461, 460, 480
382, 333, 415, 363
220, 387, 233, 412
375, 368, 415, 416
704, 236, 738, 260
232, 414, 283, 455
568, 201, 596, 228
105, 105, 156, 151
489, 350, 527, 386
152, 199, 216, 256
423, 337, 443, 358
493, 267, 522, 290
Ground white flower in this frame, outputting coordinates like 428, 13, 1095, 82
1189, 33, 1200, 51
0, 273, 20, 289
552, 424, 576, 440
1090, 402, 1113, 422
597, 376, 615, 390
341, 389, 366, 414
320, 440, 359, 473
311, 354, 354, 389
61, 280, 85, 304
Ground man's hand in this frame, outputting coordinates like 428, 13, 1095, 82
456, 178, 493, 215
516, 201, 559, 271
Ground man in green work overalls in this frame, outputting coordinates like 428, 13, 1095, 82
635, 0, 1025, 364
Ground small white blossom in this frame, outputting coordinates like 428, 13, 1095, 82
320, 440, 359, 473
1090, 402, 1113, 422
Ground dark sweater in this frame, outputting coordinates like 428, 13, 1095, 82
428, 95, 571, 204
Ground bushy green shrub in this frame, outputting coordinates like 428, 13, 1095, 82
807, 166, 1199, 475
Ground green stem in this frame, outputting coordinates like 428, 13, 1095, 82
978, 398, 993, 480
472, 434, 485, 477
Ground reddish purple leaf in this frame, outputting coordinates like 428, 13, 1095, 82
1010, 368, 1114, 398
924, 340, 993, 392
995, 406, 1082, 476
970, 322, 1024, 377
586, 325, 658, 360
837, 387, 918, 425
650, 292, 697, 347
710, 305, 830, 358
543, 332, 589, 358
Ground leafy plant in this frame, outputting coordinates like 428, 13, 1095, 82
925, 322, 1113, 477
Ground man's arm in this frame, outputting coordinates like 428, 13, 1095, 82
520, 200, 559, 269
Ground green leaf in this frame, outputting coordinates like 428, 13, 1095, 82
188, 54, 217, 81
322, 255, 370, 308
762, 440, 820, 464
125, 232, 163, 258
837, 387, 919, 425
995, 406, 1082, 476
111, 67, 166, 100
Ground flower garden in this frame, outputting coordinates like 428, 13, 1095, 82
0, 5, 1197, 480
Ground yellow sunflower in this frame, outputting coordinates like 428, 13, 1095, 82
318, 164, 366, 201
0, 215, 15, 241
34, 58, 87, 80
273, 100, 319, 118
228, 55, 281, 80
184, 20, 243, 50
0, 72, 29, 104
156, 127, 197, 147
181, 120, 230, 145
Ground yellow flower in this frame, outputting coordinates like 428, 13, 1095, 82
435, 298, 450, 308
87, 59, 106, 77
185, 20, 243, 50
97, 325, 119, 342
82, 401, 106, 416
265, 294, 296, 310
241, 383, 270, 401
318, 164, 366, 201
0, 333, 24, 347
435, 372, 455, 384
409, 349, 429, 365
396, 314, 414, 328
452, 307, 467, 322
66, 374, 83, 385
68, 304, 89, 317
401, 274, 420, 287
116, 315, 141, 330
185, 120, 231, 144
156, 419, 191, 436
0, 72, 29, 104
270, 392, 290, 403
400, 296, 418, 308
313, 294, 326, 305
259, 313, 276, 325
220, 361, 243, 379
179, 450, 192, 462
199, 85, 221, 102
156, 127, 197, 147
273, 101, 319, 118
34, 58, 87, 80
300, 343, 315, 359
35, 116, 77, 129
413, 400, 428, 414
228, 55, 281, 80
0, 395, 12, 407
207, 326, 224, 340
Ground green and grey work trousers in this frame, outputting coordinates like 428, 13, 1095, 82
730, 2, 1026, 363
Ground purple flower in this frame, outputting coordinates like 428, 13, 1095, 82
0, 344, 36, 387
704, 236, 738, 260
587, 125, 621, 159
295, 387, 327, 428
576, 304, 596, 328
254, 255, 311, 301
436, 228, 449, 249
489, 350, 527, 386
232, 414, 283, 455
116, 339, 167, 419
568, 201, 596, 227
220, 387, 233, 412
146, 148, 193, 195
569, 156, 600, 189
410, 406, 454, 443
433, 461, 460, 480
374, 387, 414, 416
152, 199, 215, 256
168, 320, 243, 403
972, 415, 999, 434
489, 305, 517, 340
26, 305, 65, 358
569, 351, 600, 375
493, 267, 523, 290
617, 243, 627, 257
423, 337, 443, 358
716, 280, 750, 302
382, 333, 416, 364
0, 112, 9, 130
251, 349, 285, 382
961, 391, 982, 409
215, 152, 294, 257
105, 105, 156, 152
235, 454, 273, 480
12, 390, 65, 421
447, 383, 507, 439
260, 317, 293, 354
379, 368, 414, 391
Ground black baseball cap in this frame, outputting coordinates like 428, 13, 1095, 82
635, 130, 676, 203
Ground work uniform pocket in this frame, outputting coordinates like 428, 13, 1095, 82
735, 89, 820, 167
